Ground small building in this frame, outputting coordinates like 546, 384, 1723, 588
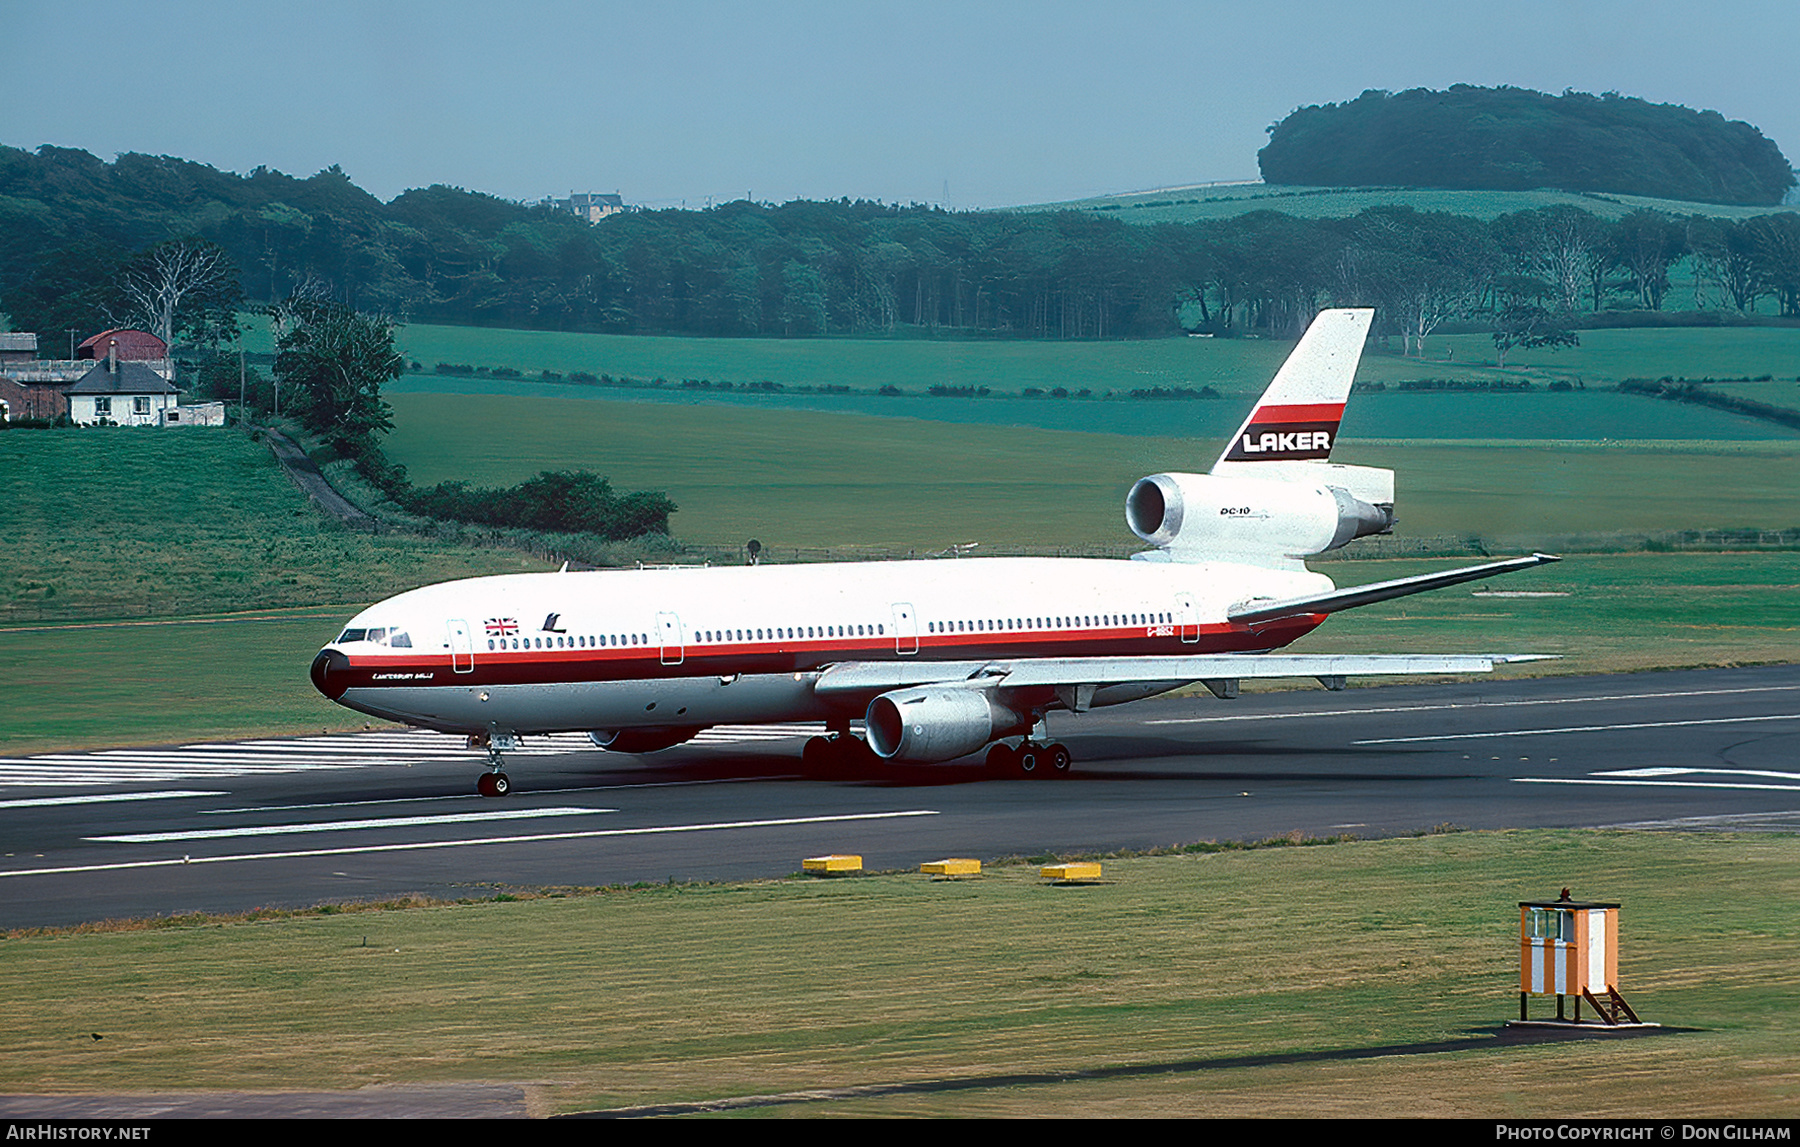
0, 332, 39, 364
0, 330, 175, 421
1516, 893, 1643, 1026
65, 358, 181, 426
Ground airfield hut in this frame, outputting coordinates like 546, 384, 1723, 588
1517, 892, 1642, 1026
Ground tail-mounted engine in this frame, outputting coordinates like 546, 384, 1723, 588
1126, 468, 1395, 560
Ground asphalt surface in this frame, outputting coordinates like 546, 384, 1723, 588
3, 664, 1798, 931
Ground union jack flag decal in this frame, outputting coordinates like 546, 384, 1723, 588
485, 617, 519, 636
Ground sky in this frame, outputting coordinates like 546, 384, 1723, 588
4, 0, 1798, 210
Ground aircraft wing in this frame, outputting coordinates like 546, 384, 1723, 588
812, 651, 1555, 700
1226, 553, 1561, 625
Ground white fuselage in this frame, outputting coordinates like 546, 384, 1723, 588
311, 555, 1334, 737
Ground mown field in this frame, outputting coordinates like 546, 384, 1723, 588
383, 391, 1800, 548
0, 430, 545, 622
3, 830, 1793, 1116
370, 322, 1800, 401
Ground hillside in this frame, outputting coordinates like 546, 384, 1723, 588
1021, 182, 1800, 226
0, 428, 543, 624
1257, 86, 1795, 206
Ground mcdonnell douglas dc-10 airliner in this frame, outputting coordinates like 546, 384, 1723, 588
311, 309, 1556, 795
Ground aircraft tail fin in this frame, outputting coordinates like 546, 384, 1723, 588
1211, 308, 1372, 471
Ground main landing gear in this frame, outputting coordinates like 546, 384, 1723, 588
986, 740, 1072, 779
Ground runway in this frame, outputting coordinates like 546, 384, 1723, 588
3, 664, 1796, 930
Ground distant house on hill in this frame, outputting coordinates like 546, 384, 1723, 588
539, 192, 628, 223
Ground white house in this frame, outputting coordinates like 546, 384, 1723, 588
64, 358, 181, 426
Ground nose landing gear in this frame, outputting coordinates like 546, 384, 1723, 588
468, 730, 516, 797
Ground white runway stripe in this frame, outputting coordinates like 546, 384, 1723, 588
89, 806, 617, 844
0, 790, 226, 810
0, 809, 940, 878
0, 724, 825, 789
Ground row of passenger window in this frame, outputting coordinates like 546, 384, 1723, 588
928, 612, 1170, 634
697, 624, 883, 643
487, 634, 646, 651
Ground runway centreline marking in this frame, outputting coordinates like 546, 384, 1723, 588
0, 790, 226, 810
1353, 713, 1800, 745
1145, 685, 1800, 726
0, 810, 940, 879
87, 806, 619, 844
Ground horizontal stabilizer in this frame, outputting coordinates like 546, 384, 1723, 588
1227, 553, 1561, 626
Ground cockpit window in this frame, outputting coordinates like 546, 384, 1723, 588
337, 628, 367, 643
388, 631, 412, 648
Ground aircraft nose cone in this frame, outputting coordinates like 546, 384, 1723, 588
310, 649, 351, 700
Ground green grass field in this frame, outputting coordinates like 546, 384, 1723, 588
368, 322, 1800, 402
382, 391, 1800, 548
0, 430, 546, 622
3, 831, 1793, 1116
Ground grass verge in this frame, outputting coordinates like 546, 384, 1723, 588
1, 830, 1793, 1116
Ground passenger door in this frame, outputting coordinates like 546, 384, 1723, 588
657, 612, 685, 665
448, 618, 474, 672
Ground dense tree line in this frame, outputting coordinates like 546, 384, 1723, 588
4, 146, 1799, 357
1259, 86, 1796, 206
267, 295, 674, 539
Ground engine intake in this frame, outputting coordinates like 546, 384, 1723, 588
865, 687, 1030, 763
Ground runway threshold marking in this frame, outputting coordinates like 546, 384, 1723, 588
86, 806, 619, 844
1353, 713, 1800, 745
0, 790, 226, 810
1147, 685, 1800, 727
0, 809, 940, 879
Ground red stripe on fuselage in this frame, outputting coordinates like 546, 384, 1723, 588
333, 617, 1323, 691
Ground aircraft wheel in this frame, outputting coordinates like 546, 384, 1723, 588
1046, 743, 1072, 776
985, 742, 1017, 774
489, 771, 511, 796
476, 772, 496, 797
1015, 743, 1041, 776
